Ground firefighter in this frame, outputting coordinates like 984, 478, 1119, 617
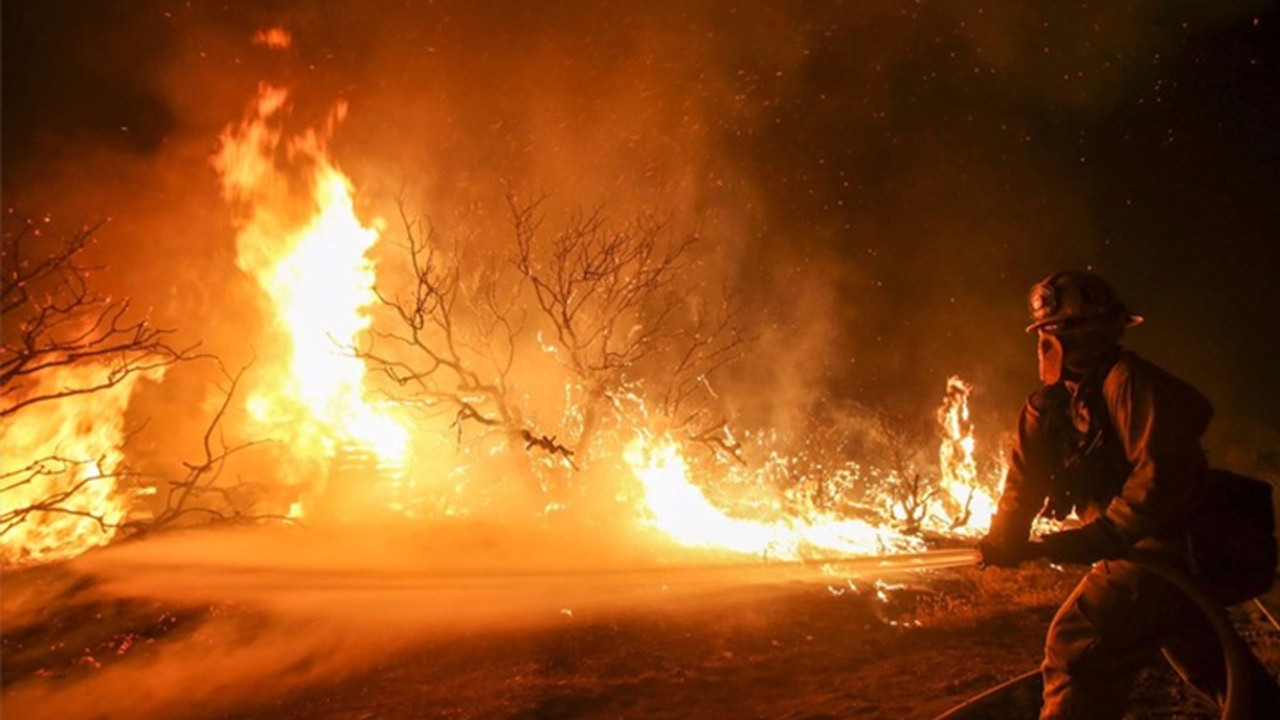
978, 270, 1279, 720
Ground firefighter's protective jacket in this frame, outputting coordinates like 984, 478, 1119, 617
987, 348, 1214, 549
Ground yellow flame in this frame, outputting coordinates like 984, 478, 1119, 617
624, 434, 924, 560
1, 365, 153, 565
623, 376, 1004, 558
214, 84, 409, 507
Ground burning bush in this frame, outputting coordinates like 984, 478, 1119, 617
0, 215, 291, 565
0, 215, 186, 563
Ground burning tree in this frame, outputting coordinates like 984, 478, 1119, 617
851, 378, 1002, 537
1, 215, 188, 563
354, 195, 748, 507
510, 195, 748, 461
0, 214, 281, 564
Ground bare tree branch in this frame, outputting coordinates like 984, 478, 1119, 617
356, 200, 536, 452
131, 361, 275, 534
872, 407, 939, 534
1, 217, 279, 560
509, 194, 748, 459
2, 216, 203, 421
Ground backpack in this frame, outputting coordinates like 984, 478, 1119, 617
1186, 469, 1278, 605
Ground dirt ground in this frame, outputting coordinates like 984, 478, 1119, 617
3, 527, 1279, 720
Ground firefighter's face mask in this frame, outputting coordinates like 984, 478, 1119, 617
1037, 318, 1125, 384
1037, 331, 1064, 384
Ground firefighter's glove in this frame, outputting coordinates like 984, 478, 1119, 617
977, 536, 1026, 569
1036, 519, 1129, 566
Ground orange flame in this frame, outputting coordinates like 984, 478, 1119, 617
934, 376, 998, 535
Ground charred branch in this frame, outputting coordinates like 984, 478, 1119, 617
358, 201, 538, 450
131, 361, 277, 535
509, 194, 748, 456
520, 430, 578, 469
0, 456, 127, 537
1, 216, 200, 421
510, 194, 693, 384
871, 406, 939, 534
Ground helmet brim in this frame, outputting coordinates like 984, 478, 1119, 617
1025, 312, 1145, 334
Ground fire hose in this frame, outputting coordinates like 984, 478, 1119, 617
927, 546, 1257, 720
746, 545, 1258, 717
1124, 548, 1254, 720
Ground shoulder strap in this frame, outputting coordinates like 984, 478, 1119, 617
1077, 349, 1123, 447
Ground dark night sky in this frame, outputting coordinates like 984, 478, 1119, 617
4, 0, 1280, 460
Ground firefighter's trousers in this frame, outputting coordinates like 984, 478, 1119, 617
1039, 556, 1279, 720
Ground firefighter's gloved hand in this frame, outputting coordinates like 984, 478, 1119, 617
977, 536, 1027, 569
1036, 519, 1129, 566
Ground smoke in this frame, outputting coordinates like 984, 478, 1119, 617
5, 2, 1277, 711
4, 0, 1278, 492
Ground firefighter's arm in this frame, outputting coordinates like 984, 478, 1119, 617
978, 395, 1052, 568
1035, 518, 1127, 564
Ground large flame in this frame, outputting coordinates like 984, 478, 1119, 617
204, 77, 1006, 550
1, 365, 153, 564
213, 84, 409, 513
623, 376, 1002, 559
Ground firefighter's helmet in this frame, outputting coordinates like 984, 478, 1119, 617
1025, 271, 1144, 333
